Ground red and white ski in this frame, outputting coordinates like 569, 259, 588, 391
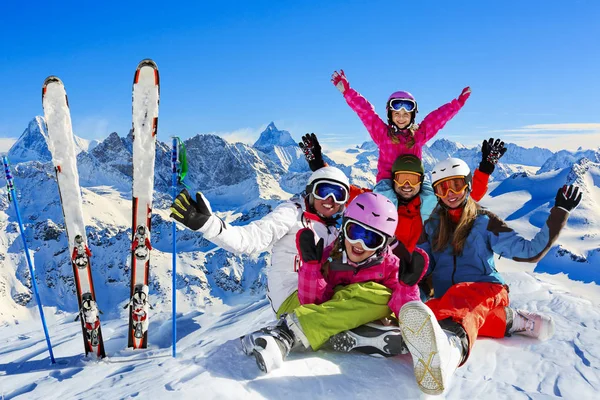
127, 59, 159, 349
42, 76, 106, 358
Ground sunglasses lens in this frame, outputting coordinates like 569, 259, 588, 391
314, 182, 348, 203
394, 172, 421, 186
345, 222, 385, 250
434, 177, 467, 197
390, 99, 416, 112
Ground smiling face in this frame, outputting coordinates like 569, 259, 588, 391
394, 180, 421, 200
391, 109, 412, 129
439, 189, 467, 208
313, 197, 343, 218
344, 238, 376, 263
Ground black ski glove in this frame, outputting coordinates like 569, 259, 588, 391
296, 228, 324, 263
298, 133, 325, 172
393, 240, 427, 286
170, 189, 212, 231
554, 185, 582, 212
479, 138, 507, 175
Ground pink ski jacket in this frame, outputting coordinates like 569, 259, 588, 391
344, 88, 464, 182
298, 245, 428, 317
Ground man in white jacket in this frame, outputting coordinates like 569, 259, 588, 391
170, 166, 350, 316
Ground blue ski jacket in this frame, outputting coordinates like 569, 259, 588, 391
418, 207, 569, 298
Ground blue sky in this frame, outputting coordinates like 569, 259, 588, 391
1, 1, 599, 151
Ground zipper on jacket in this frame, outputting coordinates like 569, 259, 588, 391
451, 254, 457, 285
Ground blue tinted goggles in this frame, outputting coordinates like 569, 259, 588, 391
312, 180, 349, 204
389, 98, 416, 113
343, 220, 386, 251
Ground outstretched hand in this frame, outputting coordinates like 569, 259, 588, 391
299, 133, 325, 171
554, 185, 583, 212
170, 189, 212, 231
296, 228, 324, 263
332, 70, 350, 94
479, 137, 508, 174
457, 86, 471, 107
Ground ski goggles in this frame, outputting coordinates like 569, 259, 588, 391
389, 98, 417, 113
343, 220, 387, 251
312, 180, 349, 204
394, 171, 422, 188
433, 177, 468, 198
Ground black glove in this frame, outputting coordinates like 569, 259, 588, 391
298, 133, 325, 172
554, 185, 582, 212
170, 189, 212, 231
393, 241, 427, 286
479, 138, 507, 175
296, 228, 324, 262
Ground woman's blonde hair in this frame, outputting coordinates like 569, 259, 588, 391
432, 196, 480, 255
388, 123, 419, 149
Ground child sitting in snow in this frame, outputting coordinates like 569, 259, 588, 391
240, 192, 429, 372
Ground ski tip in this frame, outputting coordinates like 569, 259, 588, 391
42, 76, 64, 98
136, 59, 158, 70
134, 59, 160, 86
43, 75, 63, 88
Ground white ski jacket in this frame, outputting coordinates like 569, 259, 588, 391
199, 196, 340, 313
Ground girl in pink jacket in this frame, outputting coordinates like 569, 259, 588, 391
332, 69, 471, 207
243, 192, 428, 373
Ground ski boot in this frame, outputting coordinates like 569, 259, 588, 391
398, 301, 467, 396
505, 307, 555, 341
244, 313, 309, 373
329, 322, 408, 357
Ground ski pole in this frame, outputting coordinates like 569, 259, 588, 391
2, 156, 56, 364
171, 138, 178, 358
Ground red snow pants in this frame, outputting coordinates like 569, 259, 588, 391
425, 282, 509, 361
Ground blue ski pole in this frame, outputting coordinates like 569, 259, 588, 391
3, 156, 56, 364
171, 138, 178, 358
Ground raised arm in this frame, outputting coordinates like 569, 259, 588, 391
487, 185, 582, 262
414, 87, 471, 146
170, 189, 300, 255
332, 70, 389, 145
471, 138, 508, 202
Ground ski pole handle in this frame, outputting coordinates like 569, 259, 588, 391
3, 156, 14, 190
171, 137, 179, 174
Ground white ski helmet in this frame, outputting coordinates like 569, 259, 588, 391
431, 158, 472, 190
306, 166, 350, 192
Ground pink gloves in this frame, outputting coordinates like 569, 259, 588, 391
332, 70, 350, 94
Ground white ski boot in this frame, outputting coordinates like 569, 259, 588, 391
398, 301, 465, 396
506, 307, 555, 341
246, 313, 309, 373
329, 322, 408, 357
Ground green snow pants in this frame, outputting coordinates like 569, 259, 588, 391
276, 282, 393, 350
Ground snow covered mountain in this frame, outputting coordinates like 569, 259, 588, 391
1, 117, 599, 399
252, 122, 309, 173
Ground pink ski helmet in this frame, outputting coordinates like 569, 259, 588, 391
386, 90, 418, 129
343, 192, 398, 238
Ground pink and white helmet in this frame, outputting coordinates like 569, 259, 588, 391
386, 90, 418, 129
344, 192, 398, 238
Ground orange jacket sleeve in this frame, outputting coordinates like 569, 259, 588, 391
471, 168, 490, 202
